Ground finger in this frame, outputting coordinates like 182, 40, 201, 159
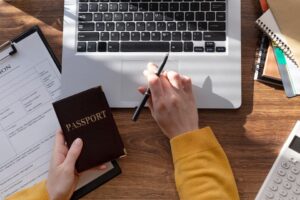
95, 164, 107, 170
166, 71, 183, 90
137, 86, 154, 111
52, 130, 68, 166
147, 62, 158, 74
181, 75, 193, 92
64, 138, 83, 169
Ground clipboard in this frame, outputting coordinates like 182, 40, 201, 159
0, 26, 121, 200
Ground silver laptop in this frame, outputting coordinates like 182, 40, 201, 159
62, 0, 241, 108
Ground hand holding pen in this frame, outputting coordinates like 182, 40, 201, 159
132, 53, 169, 121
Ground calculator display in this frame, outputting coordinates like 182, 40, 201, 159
289, 136, 300, 153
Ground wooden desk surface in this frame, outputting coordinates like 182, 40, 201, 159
1, 0, 300, 199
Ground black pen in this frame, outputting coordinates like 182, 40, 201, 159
132, 53, 169, 121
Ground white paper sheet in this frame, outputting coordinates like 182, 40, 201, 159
0, 32, 113, 199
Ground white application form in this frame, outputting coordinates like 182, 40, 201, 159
0, 32, 61, 199
0, 29, 116, 200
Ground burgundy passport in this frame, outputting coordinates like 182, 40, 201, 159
53, 86, 126, 173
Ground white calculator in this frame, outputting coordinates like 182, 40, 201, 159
256, 121, 300, 200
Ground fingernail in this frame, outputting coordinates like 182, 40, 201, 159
74, 138, 82, 146
100, 165, 107, 170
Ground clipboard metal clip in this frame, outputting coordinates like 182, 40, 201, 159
0, 41, 17, 62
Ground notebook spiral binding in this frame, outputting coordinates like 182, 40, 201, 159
256, 19, 297, 66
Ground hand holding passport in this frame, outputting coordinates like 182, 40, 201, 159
53, 86, 126, 173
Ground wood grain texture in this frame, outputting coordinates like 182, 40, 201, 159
1, 0, 300, 199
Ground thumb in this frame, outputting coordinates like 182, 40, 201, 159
64, 138, 83, 170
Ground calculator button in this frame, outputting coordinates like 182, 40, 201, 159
289, 196, 298, 200
265, 191, 275, 199
288, 174, 296, 182
292, 167, 300, 175
274, 177, 283, 184
283, 181, 292, 189
296, 179, 300, 186
293, 187, 300, 195
279, 190, 288, 197
269, 185, 279, 191
278, 169, 287, 176
282, 162, 291, 169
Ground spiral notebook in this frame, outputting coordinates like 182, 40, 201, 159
255, 9, 298, 67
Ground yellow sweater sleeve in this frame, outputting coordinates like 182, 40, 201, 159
5, 180, 50, 200
170, 127, 240, 200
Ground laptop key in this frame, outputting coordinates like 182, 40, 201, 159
111, 32, 120, 40
162, 32, 171, 41
160, 3, 168, 11
134, 13, 143, 21
172, 32, 181, 41
188, 22, 197, 31
79, 3, 88, 12
184, 42, 193, 52
149, 3, 159, 11
96, 22, 105, 31
216, 47, 226, 52
175, 12, 184, 21
146, 22, 156, 31
170, 3, 179, 11
185, 12, 194, 21
116, 22, 125, 31
100, 32, 109, 40
104, 13, 113, 21
129, 3, 138, 11
201, 2, 210, 11
77, 42, 86, 52
119, 3, 128, 11
190, 2, 199, 11
211, 2, 226, 11
121, 42, 169, 52
131, 32, 140, 41
209, 22, 225, 31
141, 32, 150, 40
124, 13, 133, 21
106, 22, 115, 31
114, 13, 123, 21
165, 12, 174, 21
79, 13, 93, 21
154, 12, 164, 21
145, 13, 154, 21
193, 32, 202, 41
194, 46, 204, 52
87, 42, 97, 52
99, 3, 108, 11
196, 12, 205, 21
121, 32, 130, 40
180, 3, 189, 11
78, 32, 99, 41
198, 22, 207, 30
137, 22, 146, 31
94, 13, 103, 21
203, 32, 225, 41
78, 22, 95, 31
171, 42, 183, 52
126, 22, 135, 31
216, 12, 226, 21
206, 12, 215, 21
89, 3, 98, 12
167, 22, 176, 31
139, 3, 148, 11
109, 3, 118, 11
108, 42, 119, 52
182, 32, 191, 41
157, 22, 166, 31
151, 32, 161, 41
177, 22, 186, 31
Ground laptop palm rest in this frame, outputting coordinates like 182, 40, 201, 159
120, 60, 179, 102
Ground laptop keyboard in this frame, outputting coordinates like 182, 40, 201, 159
77, 0, 227, 53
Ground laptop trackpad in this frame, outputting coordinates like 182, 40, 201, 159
120, 60, 179, 102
